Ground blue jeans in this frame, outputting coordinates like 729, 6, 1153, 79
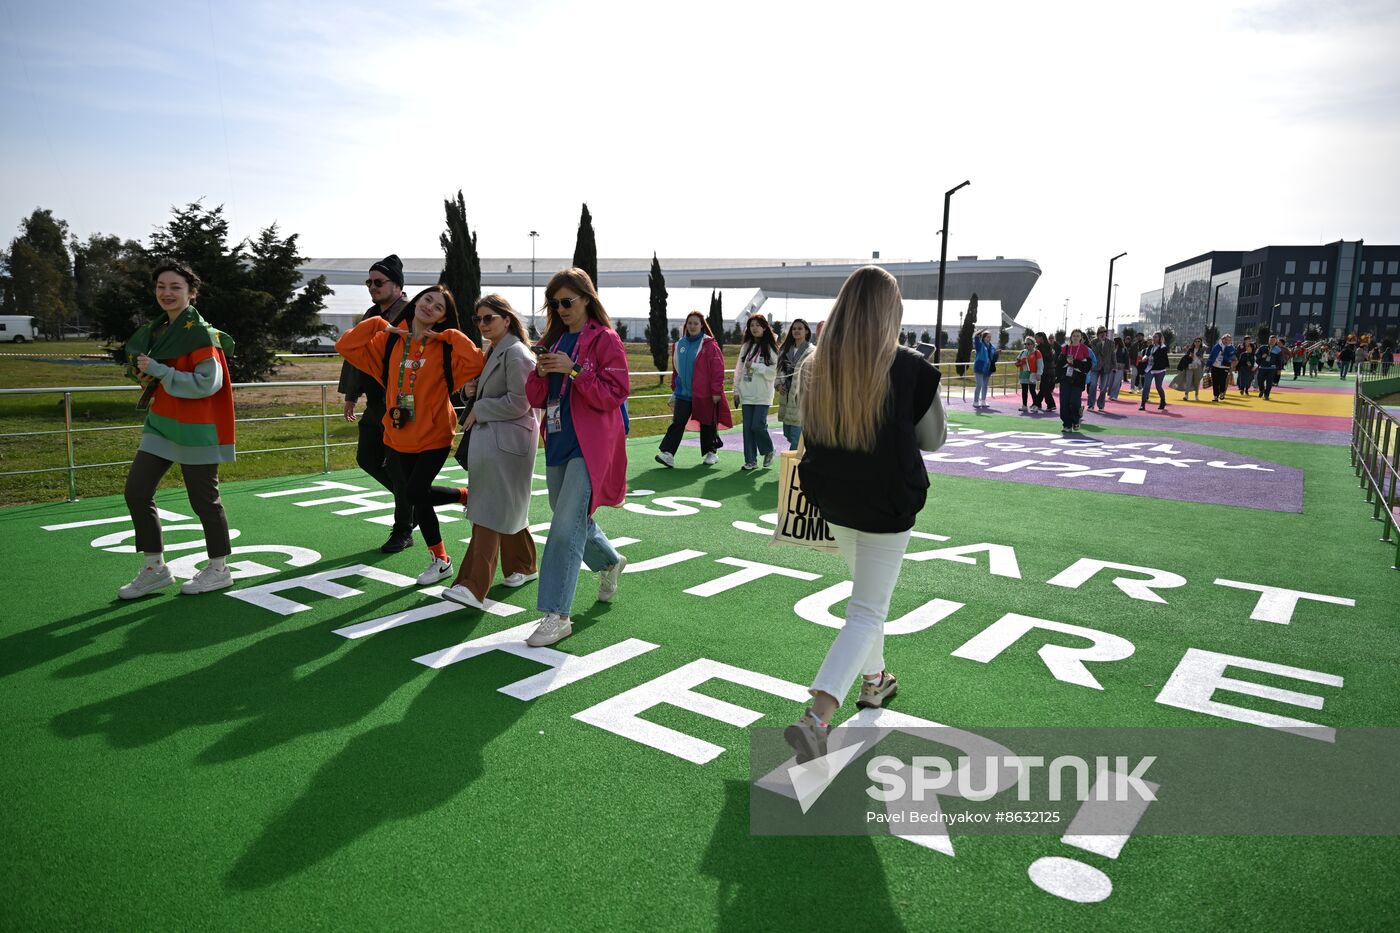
1338, 360, 1352, 379
974, 371, 990, 405
1090, 372, 1109, 408
1140, 371, 1166, 407
782, 423, 802, 449
538, 456, 620, 616
742, 404, 774, 464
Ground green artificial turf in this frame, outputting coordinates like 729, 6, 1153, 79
2, 413, 1398, 931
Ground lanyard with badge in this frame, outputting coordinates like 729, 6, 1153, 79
390, 334, 428, 428
545, 336, 580, 435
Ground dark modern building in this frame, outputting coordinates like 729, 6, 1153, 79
1159, 241, 1400, 342
1158, 251, 1244, 342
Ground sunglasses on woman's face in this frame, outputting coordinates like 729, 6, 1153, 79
548, 297, 581, 311
365, 277, 389, 288
472, 313, 500, 325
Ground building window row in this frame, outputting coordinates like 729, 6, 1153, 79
1370, 260, 1399, 275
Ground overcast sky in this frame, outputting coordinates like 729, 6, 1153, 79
2, 0, 1398, 333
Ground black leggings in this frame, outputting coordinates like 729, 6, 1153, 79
1021, 383, 1034, 407
385, 447, 458, 547
659, 398, 721, 454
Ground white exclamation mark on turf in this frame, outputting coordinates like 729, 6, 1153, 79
1028, 768, 1159, 903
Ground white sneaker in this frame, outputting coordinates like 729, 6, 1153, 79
762, 451, 775, 468
526, 613, 572, 647
741, 462, 758, 471
654, 450, 675, 468
502, 571, 539, 588
118, 564, 175, 600
702, 451, 718, 466
597, 554, 628, 603
417, 557, 453, 586
441, 584, 486, 609
180, 565, 234, 595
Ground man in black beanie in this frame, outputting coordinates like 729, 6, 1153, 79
339, 254, 415, 552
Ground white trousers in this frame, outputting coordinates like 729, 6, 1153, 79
810, 523, 912, 706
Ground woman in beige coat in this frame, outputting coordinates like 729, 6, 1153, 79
442, 295, 540, 608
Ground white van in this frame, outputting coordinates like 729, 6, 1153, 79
0, 316, 38, 343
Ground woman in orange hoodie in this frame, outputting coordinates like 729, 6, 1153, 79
337, 284, 485, 585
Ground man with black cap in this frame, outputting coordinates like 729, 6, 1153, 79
339, 254, 415, 552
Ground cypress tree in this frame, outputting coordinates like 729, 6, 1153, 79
439, 190, 482, 343
707, 289, 725, 346
955, 293, 978, 378
573, 203, 598, 289
647, 253, 668, 384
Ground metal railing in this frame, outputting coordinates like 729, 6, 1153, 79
1350, 383, 1400, 570
0, 368, 780, 501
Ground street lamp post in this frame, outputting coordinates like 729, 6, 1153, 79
935, 181, 970, 360
529, 230, 539, 336
1210, 281, 1228, 339
1104, 251, 1126, 331
1112, 283, 1119, 330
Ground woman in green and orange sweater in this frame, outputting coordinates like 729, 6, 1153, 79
119, 260, 238, 600
337, 284, 486, 585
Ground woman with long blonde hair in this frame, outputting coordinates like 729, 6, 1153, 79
785, 266, 942, 762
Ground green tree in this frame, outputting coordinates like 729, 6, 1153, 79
91, 201, 328, 382
670, 326, 680, 341
707, 289, 725, 346
920, 330, 932, 344
8, 208, 76, 338
1304, 323, 1322, 342
73, 233, 141, 336
955, 293, 978, 377
647, 253, 669, 383
1162, 327, 1177, 351
998, 322, 1010, 349
573, 203, 598, 289
616, 322, 630, 341
439, 190, 482, 343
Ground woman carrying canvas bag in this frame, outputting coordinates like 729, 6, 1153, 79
784, 266, 941, 763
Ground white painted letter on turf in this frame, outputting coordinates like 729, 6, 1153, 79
950, 613, 1136, 690
414, 622, 658, 700
1047, 559, 1187, 604
794, 581, 963, 636
227, 564, 416, 615
572, 659, 810, 764
1212, 579, 1356, 625
1155, 648, 1343, 741
683, 558, 821, 597
903, 542, 1021, 578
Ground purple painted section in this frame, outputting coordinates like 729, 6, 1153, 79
925, 429, 1303, 511
683, 427, 1305, 511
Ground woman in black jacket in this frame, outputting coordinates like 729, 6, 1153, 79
1236, 338, 1255, 396
1035, 331, 1056, 411
785, 266, 941, 762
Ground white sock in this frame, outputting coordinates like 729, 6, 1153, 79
208, 557, 227, 571
143, 553, 164, 570
863, 672, 884, 685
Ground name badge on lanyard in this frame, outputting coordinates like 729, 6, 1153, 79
546, 337, 575, 434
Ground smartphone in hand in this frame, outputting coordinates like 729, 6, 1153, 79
917, 342, 938, 360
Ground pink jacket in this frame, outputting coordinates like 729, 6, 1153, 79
526, 320, 629, 516
670, 335, 733, 429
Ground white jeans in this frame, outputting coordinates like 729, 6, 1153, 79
810, 523, 912, 706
